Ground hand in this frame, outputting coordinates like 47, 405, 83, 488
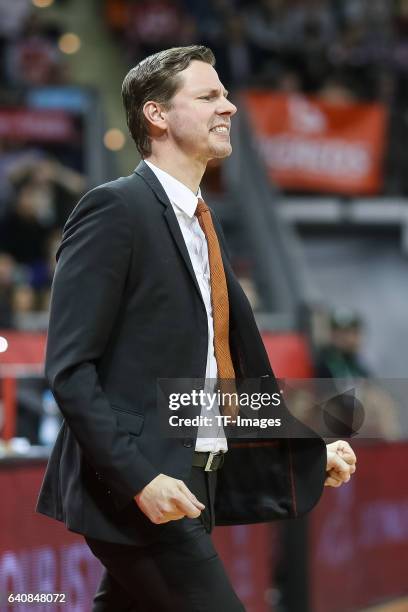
325, 440, 357, 487
134, 474, 205, 524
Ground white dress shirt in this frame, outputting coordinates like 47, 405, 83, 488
145, 160, 228, 453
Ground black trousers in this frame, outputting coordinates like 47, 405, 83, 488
85, 466, 245, 612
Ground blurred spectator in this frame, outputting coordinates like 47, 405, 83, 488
0, 0, 31, 41
245, 0, 289, 53
0, 182, 50, 267
12, 283, 36, 315
8, 157, 86, 228
0, 0, 31, 82
4, 15, 66, 87
285, 0, 337, 91
0, 139, 45, 219
244, 0, 292, 82
0, 252, 36, 329
124, 0, 196, 62
311, 308, 400, 440
274, 69, 302, 93
358, 382, 400, 440
328, 5, 392, 100
315, 308, 370, 379
318, 72, 357, 103
335, 0, 392, 31
211, 14, 253, 87
182, 0, 236, 52
0, 155, 83, 303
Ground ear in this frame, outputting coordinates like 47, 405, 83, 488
142, 100, 167, 135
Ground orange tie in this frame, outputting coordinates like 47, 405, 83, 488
195, 198, 238, 418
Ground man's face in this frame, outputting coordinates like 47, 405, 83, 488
163, 60, 237, 163
332, 328, 362, 354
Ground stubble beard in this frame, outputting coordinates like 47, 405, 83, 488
208, 140, 232, 160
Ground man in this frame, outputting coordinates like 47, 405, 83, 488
316, 308, 370, 379
36, 46, 356, 611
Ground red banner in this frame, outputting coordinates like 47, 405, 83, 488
214, 524, 276, 612
310, 442, 408, 612
0, 330, 312, 376
0, 332, 45, 367
0, 462, 102, 611
244, 92, 387, 195
0, 110, 75, 142
262, 331, 313, 378
0, 461, 274, 612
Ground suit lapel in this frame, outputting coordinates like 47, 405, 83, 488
134, 161, 204, 303
162, 206, 203, 300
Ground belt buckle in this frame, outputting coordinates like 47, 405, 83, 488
204, 451, 217, 471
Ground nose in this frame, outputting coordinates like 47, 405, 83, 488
219, 97, 237, 117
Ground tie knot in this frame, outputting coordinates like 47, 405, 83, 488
195, 198, 209, 217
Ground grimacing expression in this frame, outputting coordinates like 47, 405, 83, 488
161, 60, 237, 162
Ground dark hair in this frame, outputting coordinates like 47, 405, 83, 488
121, 45, 215, 157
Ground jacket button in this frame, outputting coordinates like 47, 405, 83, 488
183, 438, 193, 448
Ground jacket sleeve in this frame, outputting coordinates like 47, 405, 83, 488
45, 185, 159, 504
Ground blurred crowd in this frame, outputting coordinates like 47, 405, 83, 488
0, 156, 85, 329
105, 0, 408, 103
3, 0, 408, 329
0, 1, 70, 89
104, 0, 408, 198
0, 1, 85, 330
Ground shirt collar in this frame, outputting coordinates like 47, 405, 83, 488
144, 160, 202, 218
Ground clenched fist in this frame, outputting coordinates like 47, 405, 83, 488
135, 473, 205, 524
325, 440, 357, 487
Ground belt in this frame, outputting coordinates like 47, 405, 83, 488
192, 451, 225, 472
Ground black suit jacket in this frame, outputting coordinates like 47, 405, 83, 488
36, 161, 326, 544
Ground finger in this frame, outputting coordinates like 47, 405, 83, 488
336, 441, 357, 464
327, 441, 356, 466
338, 451, 356, 467
332, 471, 351, 484
325, 476, 343, 487
327, 469, 343, 482
177, 481, 205, 509
329, 468, 351, 483
159, 512, 186, 523
177, 481, 205, 510
174, 494, 203, 518
327, 452, 351, 476
326, 473, 345, 487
